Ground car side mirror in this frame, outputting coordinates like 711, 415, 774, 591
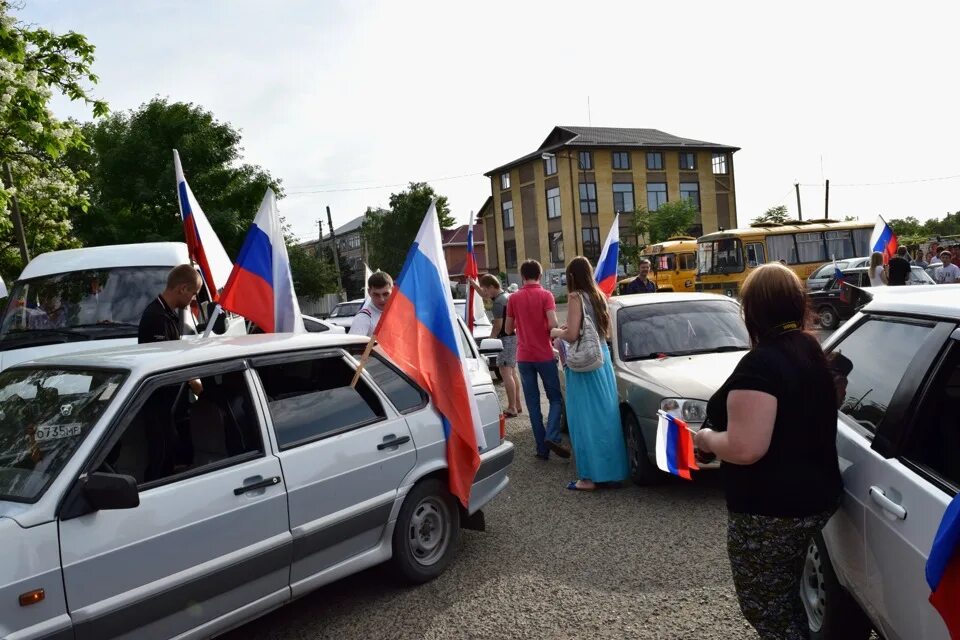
478, 338, 503, 353
83, 472, 139, 511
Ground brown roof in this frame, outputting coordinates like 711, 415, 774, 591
442, 224, 485, 246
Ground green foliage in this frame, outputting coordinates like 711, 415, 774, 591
0, 3, 106, 277
887, 212, 960, 247
752, 205, 789, 225
287, 243, 338, 299
65, 98, 280, 258
361, 182, 455, 277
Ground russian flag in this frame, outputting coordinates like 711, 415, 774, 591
173, 150, 234, 299
655, 410, 699, 480
594, 214, 620, 297
219, 188, 304, 333
464, 215, 479, 333
376, 200, 487, 507
927, 494, 960, 639
869, 215, 898, 262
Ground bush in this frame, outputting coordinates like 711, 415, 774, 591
555, 293, 568, 304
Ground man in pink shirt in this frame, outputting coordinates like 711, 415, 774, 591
506, 260, 568, 460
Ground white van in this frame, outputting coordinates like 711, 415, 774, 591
0, 242, 244, 371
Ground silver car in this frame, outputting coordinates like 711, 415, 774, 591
805, 285, 960, 639
807, 257, 870, 291
1, 332, 513, 640
611, 293, 750, 484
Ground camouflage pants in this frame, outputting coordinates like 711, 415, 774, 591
727, 509, 834, 640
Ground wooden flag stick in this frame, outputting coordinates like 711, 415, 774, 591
350, 334, 377, 388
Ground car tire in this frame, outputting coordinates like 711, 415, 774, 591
803, 533, 872, 640
817, 305, 840, 330
622, 409, 661, 486
391, 478, 460, 584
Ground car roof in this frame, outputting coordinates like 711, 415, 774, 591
335, 299, 365, 305
19, 242, 189, 280
861, 284, 960, 320
12, 333, 370, 377
608, 292, 739, 308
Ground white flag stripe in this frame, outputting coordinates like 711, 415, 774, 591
654, 410, 670, 474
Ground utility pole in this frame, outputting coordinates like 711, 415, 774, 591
326, 206, 346, 301
794, 183, 803, 221
2, 162, 29, 264
824, 179, 830, 220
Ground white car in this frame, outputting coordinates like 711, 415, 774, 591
805, 285, 960, 640
302, 315, 345, 334
325, 299, 365, 330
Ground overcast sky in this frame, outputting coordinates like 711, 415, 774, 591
20, 0, 960, 242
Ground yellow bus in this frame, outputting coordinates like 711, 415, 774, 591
695, 220, 874, 297
642, 236, 698, 292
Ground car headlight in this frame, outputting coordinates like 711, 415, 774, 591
660, 398, 708, 424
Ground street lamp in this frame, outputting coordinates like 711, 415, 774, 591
541, 151, 595, 261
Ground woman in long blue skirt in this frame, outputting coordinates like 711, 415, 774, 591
551, 256, 629, 491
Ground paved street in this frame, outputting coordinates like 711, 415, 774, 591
226, 385, 758, 640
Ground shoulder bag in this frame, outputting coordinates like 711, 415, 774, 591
564, 292, 604, 372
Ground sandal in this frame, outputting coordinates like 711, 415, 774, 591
566, 481, 596, 492
503, 411, 518, 418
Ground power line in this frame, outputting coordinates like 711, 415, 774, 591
798, 173, 960, 188
286, 171, 484, 196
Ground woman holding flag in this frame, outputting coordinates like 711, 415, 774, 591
550, 256, 628, 491
693, 263, 842, 639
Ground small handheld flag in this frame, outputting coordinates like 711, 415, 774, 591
594, 214, 620, 297
219, 188, 304, 333
869, 215, 898, 262
464, 213, 479, 332
655, 410, 699, 480
927, 494, 960, 638
173, 150, 233, 299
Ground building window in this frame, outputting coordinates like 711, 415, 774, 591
679, 152, 696, 170
504, 240, 517, 268
579, 182, 597, 215
578, 151, 593, 170
501, 200, 514, 229
500, 173, 511, 189
546, 187, 561, 219
582, 227, 600, 261
647, 152, 663, 170
543, 156, 557, 176
680, 182, 700, 210
647, 183, 667, 211
711, 153, 728, 175
549, 231, 565, 264
613, 183, 635, 214
612, 152, 630, 170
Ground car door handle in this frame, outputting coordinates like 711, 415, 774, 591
377, 435, 411, 450
869, 486, 907, 520
234, 476, 281, 496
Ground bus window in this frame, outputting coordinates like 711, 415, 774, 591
852, 228, 871, 256
697, 239, 744, 274
746, 243, 766, 267
678, 253, 697, 270
767, 234, 798, 264
796, 232, 827, 263
825, 230, 855, 260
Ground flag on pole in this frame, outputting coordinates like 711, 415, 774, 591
464, 214, 479, 332
927, 494, 960, 639
173, 150, 233, 299
833, 257, 850, 304
219, 188, 304, 333
869, 215, 898, 262
594, 214, 620, 297
375, 200, 486, 507
655, 410, 699, 480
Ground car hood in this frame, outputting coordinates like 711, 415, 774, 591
620, 350, 747, 399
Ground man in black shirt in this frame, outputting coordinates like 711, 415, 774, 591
138, 264, 202, 343
887, 246, 911, 286
623, 259, 657, 294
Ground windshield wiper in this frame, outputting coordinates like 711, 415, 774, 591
624, 352, 675, 361
70, 322, 138, 329
670, 345, 750, 356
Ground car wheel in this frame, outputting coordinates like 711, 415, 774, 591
803, 533, 872, 640
817, 305, 840, 330
622, 409, 660, 485
391, 478, 460, 584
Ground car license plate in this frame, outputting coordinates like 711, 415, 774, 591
34, 423, 82, 441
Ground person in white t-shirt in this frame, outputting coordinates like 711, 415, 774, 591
935, 251, 960, 284
349, 271, 394, 337
868, 252, 887, 287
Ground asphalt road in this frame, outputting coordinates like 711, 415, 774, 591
225, 387, 760, 640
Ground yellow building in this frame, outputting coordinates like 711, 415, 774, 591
480, 126, 739, 283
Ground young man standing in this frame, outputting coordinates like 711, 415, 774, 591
506, 260, 568, 460
350, 271, 393, 337
887, 246, 911, 286
936, 251, 960, 284
472, 274, 521, 416
623, 258, 657, 294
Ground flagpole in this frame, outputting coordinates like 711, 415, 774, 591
202, 304, 223, 339
350, 335, 377, 388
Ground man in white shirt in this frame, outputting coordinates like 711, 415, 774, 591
935, 251, 960, 284
349, 271, 394, 337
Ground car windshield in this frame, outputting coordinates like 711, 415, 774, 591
0, 367, 126, 503
454, 300, 491, 324
618, 300, 751, 361
697, 238, 744, 275
909, 266, 935, 284
0, 267, 172, 348
330, 302, 362, 317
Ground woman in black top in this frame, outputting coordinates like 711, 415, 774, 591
693, 263, 842, 640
